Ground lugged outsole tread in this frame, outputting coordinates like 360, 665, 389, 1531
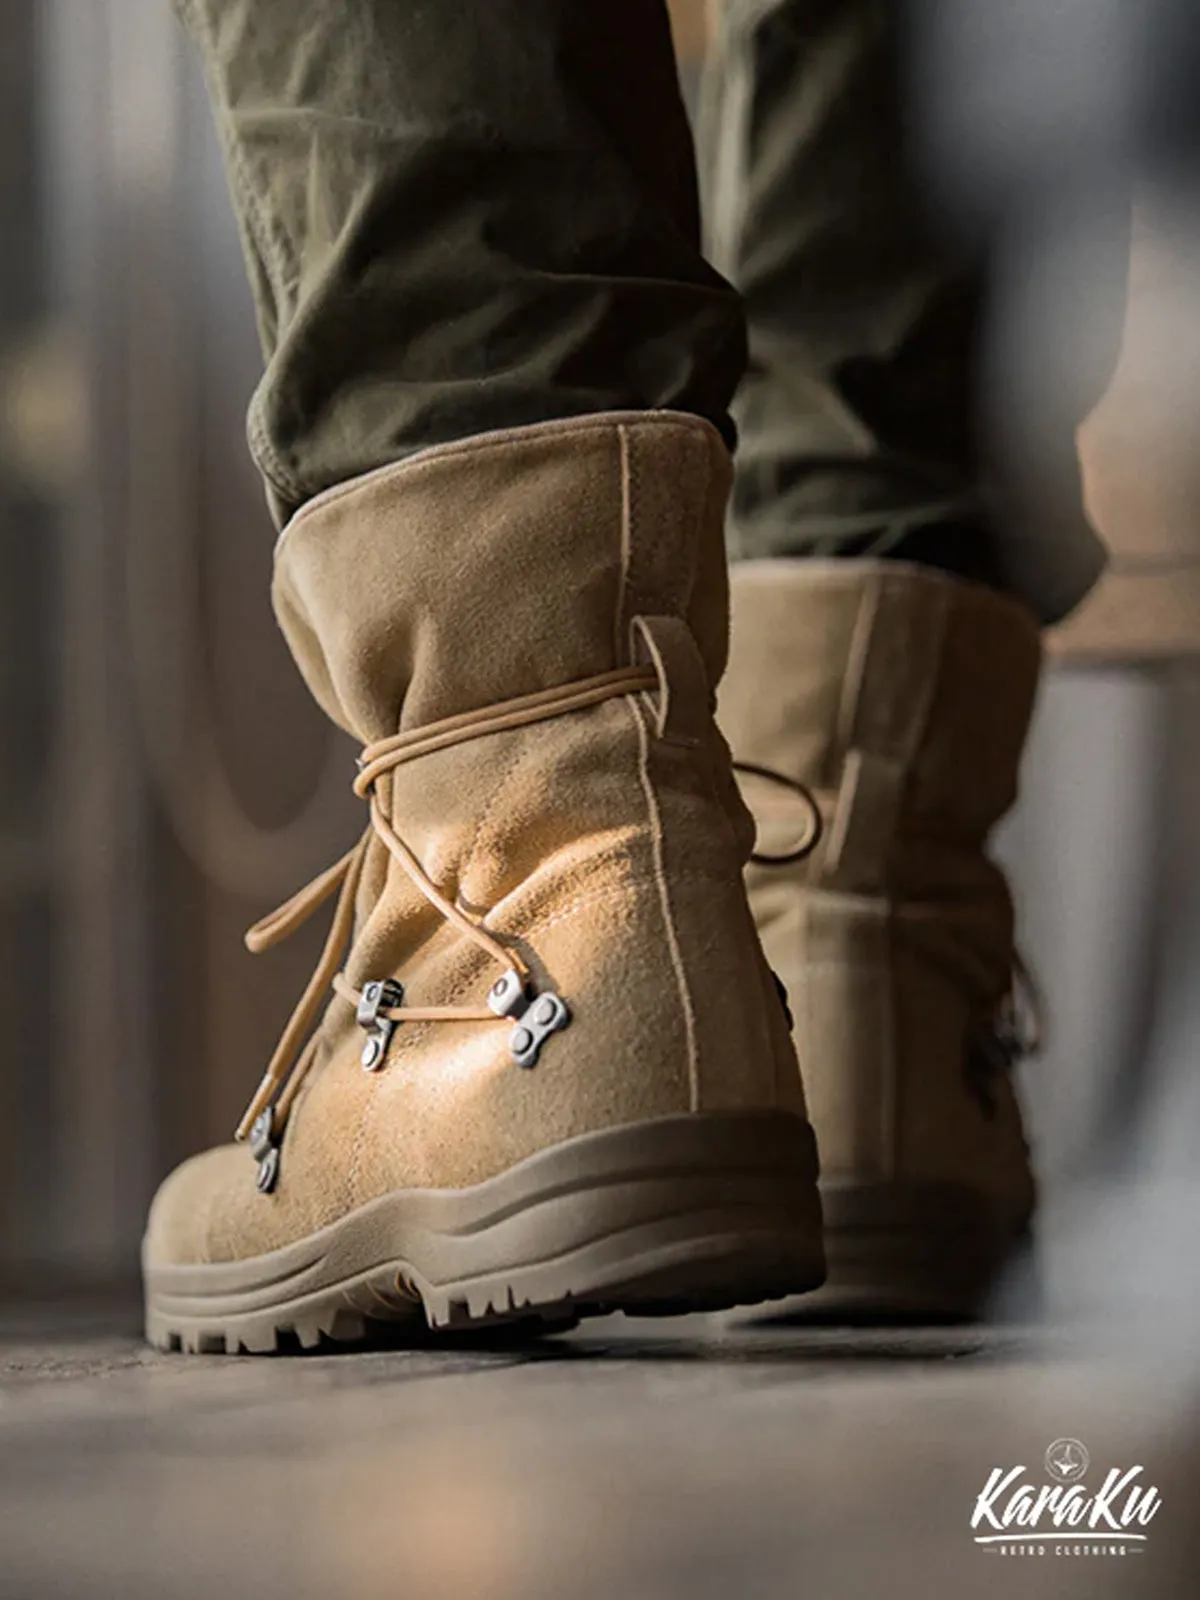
144, 1113, 826, 1354
149, 1254, 814, 1354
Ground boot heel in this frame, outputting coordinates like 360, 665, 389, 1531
748, 1181, 1034, 1324
403, 1110, 826, 1329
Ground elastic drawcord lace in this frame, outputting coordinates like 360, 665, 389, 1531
235, 664, 658, 1143
732, 761, 825, 865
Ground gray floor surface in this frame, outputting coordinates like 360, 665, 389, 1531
1, 1295, 1194, 1600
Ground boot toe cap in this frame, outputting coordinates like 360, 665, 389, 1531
142, 1143, 257, 1269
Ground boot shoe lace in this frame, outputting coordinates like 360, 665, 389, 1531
234, 664, 658, 1184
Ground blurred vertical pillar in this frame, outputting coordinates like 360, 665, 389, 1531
0, 0, 352, 1284
667, 0, 715, 64
668, 0, 714, 110
905, 0, 1200, 1200
687, 0, 1200, 1203
1003, 225, 1200, 1191
0, 0, 58, 1269
34, 0, 161, 1276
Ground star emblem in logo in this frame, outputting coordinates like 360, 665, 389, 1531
1045, 1438, 1090, 1483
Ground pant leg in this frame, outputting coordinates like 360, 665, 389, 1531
174, 0, 745, 523
698, 0, 1108, 623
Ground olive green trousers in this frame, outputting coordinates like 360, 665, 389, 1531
176, 0, 1106, 621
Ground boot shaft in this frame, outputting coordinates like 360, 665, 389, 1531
271, 412, 735, 742
721, 559, 1042, 888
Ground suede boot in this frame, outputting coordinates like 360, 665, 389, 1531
142, 414, 825, 1352
720, 560, 1041, 1318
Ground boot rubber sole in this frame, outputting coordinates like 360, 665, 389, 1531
744, 1181, 1033, 1325
143, 1111, 825, 1353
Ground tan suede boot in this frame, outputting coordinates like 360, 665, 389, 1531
720, 559, 1042, 1319
142, 414, 825, 1352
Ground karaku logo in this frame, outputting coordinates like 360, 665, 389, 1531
1045, 1439, 1090, 1484
971, 1440, 1162, 1557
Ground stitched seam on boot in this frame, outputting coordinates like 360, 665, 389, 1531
826, 576, 892, 1171
834, 576, 882, 761
615, 424, 633, 661
630, 697, 699, 1112
887, 582, 953, 1181
616, 415, 693, 1106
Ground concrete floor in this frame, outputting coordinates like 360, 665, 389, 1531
2, 1296, 1195, 1600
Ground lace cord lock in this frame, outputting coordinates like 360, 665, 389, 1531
357, 978, 406, 1071
487, 968, 571, 1068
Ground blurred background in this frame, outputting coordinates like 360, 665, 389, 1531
0, 0, 360, 1287
1, 5, 1199, 1597
0, 0, 1197, 1310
